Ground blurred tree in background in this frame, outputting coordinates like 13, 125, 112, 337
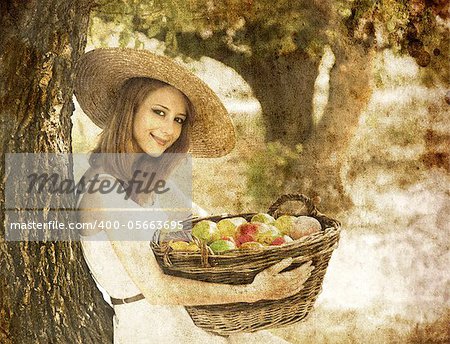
91, 0, 448, 212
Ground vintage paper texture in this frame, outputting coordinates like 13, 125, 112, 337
70, 2, 449, 343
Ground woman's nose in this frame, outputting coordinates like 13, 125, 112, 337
160, 118, 175, 136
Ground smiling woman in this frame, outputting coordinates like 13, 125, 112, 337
132, 81, 188, 157
74, 48, 312, 344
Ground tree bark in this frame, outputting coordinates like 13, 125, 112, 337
234, 52, 320, 146
0, 1, 113, 343
289, 41, 374, 212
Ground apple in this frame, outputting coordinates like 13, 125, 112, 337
217, 217, 247, 237
169, 241, 190, 251
284, 235, 294, 243
289, 216, 322, 240
270, 235, 294, 246
234, 222, 260, 246
209, 239, 236, 253
221, 236, 236, 244
251, 213, 275, 225
185, 242, 200, 252
235, 222, 281, 246
239, 241, 265, 250
192, 220, 220, 243
255, 224, 281, 245
273, 215, 298, 235
169, 241, 201, 251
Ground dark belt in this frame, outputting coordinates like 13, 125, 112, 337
110, 293, 145, 305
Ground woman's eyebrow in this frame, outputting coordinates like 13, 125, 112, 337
155, 104, 169, 110
154, 104, 187, 117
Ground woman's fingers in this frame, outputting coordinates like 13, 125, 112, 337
280, 261, 314, 282
252, 259, 315, 301
279, 264, 314, 296
264, 257, 294, 275
287, 260, 314, 276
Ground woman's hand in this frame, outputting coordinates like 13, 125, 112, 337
249, 258, 314, 302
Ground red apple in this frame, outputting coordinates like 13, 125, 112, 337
235, 235, 254, 246
271, 237, 285, 246
234, 222, 260, 246
270, 235, 294, 246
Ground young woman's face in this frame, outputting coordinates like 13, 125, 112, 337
132, 86, 187, 157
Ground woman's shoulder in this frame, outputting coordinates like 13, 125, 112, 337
77, 167, 114, 206
77, 167, 143, 210
77, 169, 127, 236
82, 166, 118, 182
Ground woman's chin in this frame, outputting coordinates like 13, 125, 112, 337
136, 141, 171, 157
144, 149, 164, 158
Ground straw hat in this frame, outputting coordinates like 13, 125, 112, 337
74, 48, 235, 158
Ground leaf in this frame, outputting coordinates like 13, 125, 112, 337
146, 24, 161, 38
119, 29, 132, 48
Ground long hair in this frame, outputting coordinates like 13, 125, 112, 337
89, 77, 195, 205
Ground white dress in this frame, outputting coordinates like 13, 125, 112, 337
78, 175, 290, 344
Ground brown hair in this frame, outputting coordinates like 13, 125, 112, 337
89, 77, 195, 204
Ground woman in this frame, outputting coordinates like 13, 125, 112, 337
74, 48, 313, 344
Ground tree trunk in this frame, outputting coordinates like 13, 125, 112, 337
234, 52, 319, 146
0, 1, 113, 343
235, 45, 373, 213
289, 42, 374, 212
176, 34, 319, 147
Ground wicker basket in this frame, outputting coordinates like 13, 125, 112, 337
150, 194, 341, 336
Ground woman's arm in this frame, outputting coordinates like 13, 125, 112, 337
114, 241, 257, 305
78, 189, 313, 306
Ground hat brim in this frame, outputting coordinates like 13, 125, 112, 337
74, 48, 235, 158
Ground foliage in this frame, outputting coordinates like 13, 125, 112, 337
339, 0, 449, 80
246, 141, 302, 207
91, 1, 448, 81
91, 0, 332, 60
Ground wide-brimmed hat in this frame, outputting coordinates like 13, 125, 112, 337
74, 48, 235, 158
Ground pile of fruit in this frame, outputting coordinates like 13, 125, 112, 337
168, 213, 322, 254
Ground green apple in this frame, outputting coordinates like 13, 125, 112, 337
274, 215, 298, 235
186, 242, 200, 251
217, 217, 247, 237
255, 223, 280, 245
209, 239, 236, 253
191, 220, 220, 243
169, 241, 190, 251
251, 213, 275, 225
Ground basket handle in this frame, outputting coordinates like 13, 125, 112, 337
267, 193, 341, 229
268, 194, 318, 217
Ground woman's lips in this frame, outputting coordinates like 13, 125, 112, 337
151, 134, 168, 146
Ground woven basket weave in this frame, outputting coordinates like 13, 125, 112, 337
150, 194, 341, 336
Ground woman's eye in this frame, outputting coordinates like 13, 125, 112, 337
175, 117, 186, 124
153, 109, 165, 116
